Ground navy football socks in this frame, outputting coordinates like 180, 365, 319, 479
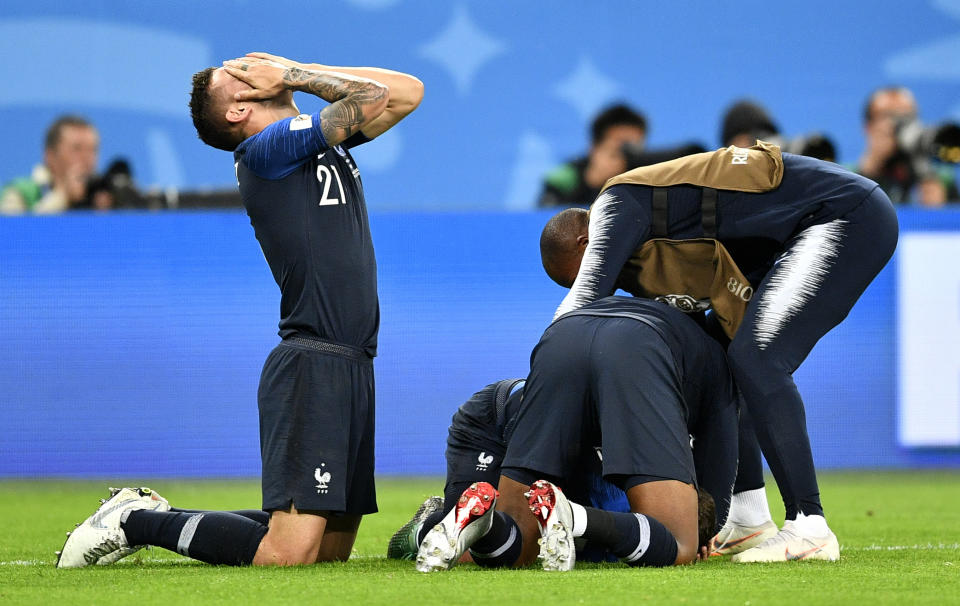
170, 507, 271, 526
121, 510, 268, 566
582, 507, 678, 567
469, 511, 522, 568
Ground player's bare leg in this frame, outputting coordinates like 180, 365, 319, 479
253, 505, 328, 566
494, 476, 543, 566
625, 480, 699, 565
315, 514, 362, 562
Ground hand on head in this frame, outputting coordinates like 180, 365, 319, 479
222, 57, 289, 102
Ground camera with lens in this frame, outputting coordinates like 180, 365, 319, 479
86, 158, 148, 209
893, 118, 960, 165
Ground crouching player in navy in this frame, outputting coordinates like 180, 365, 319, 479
540, 146, 898, 562
386, 379, 647, 566
412, 296, 739, 571
56, 53, 423, 568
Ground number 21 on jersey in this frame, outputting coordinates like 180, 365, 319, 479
316, 165, 346, 206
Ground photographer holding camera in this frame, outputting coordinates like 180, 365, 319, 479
855, 86, 959, 206
0, 115, 143, 215
537, 104, 707, 208
537, 104, 648, 208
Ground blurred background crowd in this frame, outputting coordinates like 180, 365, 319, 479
4, 88, 959, 214
2, 1, 960, 215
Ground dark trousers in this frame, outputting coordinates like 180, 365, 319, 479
728, 187, 898, 519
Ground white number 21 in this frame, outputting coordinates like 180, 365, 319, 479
316, 165, 346, 206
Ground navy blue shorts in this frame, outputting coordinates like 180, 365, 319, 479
502, 315, 696, 489
258, 337, 377, 515
444, 431, 505, 514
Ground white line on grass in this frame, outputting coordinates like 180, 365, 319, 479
4, 545, 956, 566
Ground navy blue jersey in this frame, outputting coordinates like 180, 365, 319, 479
558, 154, 879, 316
235, 112, 378, 356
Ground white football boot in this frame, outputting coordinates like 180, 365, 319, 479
56, 487, 170, 568
731, 517, 840, 563
711, 519, 779, 556
95, 487, 171, 565
416, 482, 498, 572
527, 479, 575, 572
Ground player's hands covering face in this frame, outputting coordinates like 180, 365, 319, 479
223, 57, 289, 101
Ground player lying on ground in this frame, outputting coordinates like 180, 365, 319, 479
415, 296, 738, 571
387, 378, 636, 564
56, 53, 423, 568
540, 146, 898, 561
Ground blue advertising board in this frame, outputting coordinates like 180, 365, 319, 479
1, 209, 958, 477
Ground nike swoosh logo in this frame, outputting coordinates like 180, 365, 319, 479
89, 499, 137, 529
785, 542, 828, 561
711, 530, 766, 555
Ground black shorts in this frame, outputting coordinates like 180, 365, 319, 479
258, 337, 377, 515
501, 315, 696, 489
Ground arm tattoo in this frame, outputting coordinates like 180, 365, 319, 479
282, 67, 387, 143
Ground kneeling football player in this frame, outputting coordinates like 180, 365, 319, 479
415, 296, 739, 571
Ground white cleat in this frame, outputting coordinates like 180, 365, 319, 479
527, 479, 575, 572
731, 520, 840, 563
95, 487, 171, 565
710, 519, 779, 556
415, 482, 498, 572
56, 487, 170, 568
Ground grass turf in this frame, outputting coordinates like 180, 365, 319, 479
1, 472, 959, 605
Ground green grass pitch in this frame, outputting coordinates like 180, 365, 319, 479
1, 472, 959, 605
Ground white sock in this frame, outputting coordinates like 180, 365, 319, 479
570, 501, 587, 538
791, 513, 830, 537
728, 488, 773, 527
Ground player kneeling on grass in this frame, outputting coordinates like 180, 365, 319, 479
388, 378, 638, 566
57, 52, 423, 568
412, 296, 739, 571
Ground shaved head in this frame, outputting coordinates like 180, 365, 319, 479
540, 208, 589, 288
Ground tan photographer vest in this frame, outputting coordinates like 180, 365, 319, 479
599, 141, 784, 338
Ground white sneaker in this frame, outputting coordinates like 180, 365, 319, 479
711, 519, 779, 556
527, 479, 575, 572
416, 482, 498, 572
731, 521, 840, 563
95, 487, 171, 565
56, 487, 170, 568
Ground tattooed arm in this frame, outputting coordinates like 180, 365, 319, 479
223, 59, 389, 147
240, 52, 423, 139
283, 67, 389, 146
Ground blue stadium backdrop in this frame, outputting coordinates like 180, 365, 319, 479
2, 209, 959, 477
1, 0, 960, 209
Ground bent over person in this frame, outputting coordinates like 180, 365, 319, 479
414, 297, 739, 571
56, 53, 423, 568
540, 145, 898, 562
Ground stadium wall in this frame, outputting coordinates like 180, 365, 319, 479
1, 209, 959, 477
